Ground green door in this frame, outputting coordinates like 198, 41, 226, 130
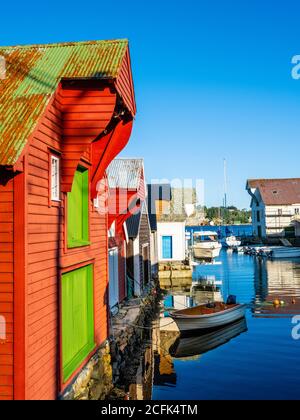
62, 265, 95, 382
67, 167, 89, 248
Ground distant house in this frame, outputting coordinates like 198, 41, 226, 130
246, 178, 300, 238
147, 185, 159, 277
157, 222, 186, 262
106, 159, 146, 309
126, 202, 152, 296
152, 185, 190, 262
0, 40, 136, 400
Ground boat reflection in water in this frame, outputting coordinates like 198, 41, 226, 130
169, 318, 248, 359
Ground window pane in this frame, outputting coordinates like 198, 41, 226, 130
51, 156, 60, 201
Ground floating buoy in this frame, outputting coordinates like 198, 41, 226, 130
280, 301, 285, 306
273, 299, 280, 307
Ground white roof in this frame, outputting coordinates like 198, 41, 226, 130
193, 231, 218, 236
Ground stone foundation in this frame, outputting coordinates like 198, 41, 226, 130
159, 261, 192, 280
109, 290, 158, 391
61, 285, 159, 401
61, 341, 113, 400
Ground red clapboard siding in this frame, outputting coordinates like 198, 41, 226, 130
57, 85, 116, 192
0, 179, 14, 401
25, 96, 62, 400
23, 85, 112, 399
115, 48, 136, 117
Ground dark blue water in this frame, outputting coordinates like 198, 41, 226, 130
153, 251, 300, 400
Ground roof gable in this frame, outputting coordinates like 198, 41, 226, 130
0, 39, 136, 166
106, 158, 144, 190
247, 178, 300, 205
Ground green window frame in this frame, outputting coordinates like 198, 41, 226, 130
67, 166, 90, 248
62, 265, 95, 382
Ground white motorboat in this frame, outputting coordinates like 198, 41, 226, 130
192, 231, 222, 261
222, 235, 242, 249
170, 302, 247, 332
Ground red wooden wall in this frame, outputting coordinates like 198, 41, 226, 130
0, 50, 135, 398
23, 87, 112, 399
0, 179, 14, 400
0, 80, 130, 400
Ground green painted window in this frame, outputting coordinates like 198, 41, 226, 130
62, 265, 95, 382
67, 166, 89, 248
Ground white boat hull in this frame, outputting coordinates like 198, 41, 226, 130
171, 304, 247, 332
222, 236, 242, 249
193, 244, 222, 260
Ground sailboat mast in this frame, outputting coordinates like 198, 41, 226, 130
223, 158, 228, 210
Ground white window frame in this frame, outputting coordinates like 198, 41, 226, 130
51, 155, 60, 202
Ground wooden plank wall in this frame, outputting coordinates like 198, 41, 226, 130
138, 212, 151, 288
0, 178, 14, 400
26, 96, 62, 400
25, 86, 112, 399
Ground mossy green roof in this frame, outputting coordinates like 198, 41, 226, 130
0, 39, 128, 166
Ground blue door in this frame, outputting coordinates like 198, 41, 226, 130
162, 236, 173, 259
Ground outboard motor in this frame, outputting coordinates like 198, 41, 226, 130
226, 295, 237, 305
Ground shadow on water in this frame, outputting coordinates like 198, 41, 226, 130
125, 250, 300, 400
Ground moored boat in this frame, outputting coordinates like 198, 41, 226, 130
170, 301, 247, 332
222, 235, 242, 249
192, 231, 222, 261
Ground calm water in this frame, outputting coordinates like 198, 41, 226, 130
152, 251, 300, 400
186, 224, 253, 238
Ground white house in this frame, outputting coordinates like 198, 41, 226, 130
157, 221, 186, 262
246, 178, 300, 238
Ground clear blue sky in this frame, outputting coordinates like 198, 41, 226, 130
2, 0, 300, 208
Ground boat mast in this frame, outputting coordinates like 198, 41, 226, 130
221, 158, 228, 227
223, 158, 228, 210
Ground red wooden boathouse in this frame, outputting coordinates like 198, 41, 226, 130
0, 40, 136, 400
106, 159, 146, 310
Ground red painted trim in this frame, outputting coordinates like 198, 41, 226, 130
13, 157, 27, 400
63, 160, 91, 256
60, 259, 96, 274
91, 119, 133, 199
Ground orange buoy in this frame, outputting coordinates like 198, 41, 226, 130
273, 299, 280, 307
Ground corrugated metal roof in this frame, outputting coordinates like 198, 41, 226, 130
106, 158, 144, 189
0, 39, 129, 166
247, 178, 300, 205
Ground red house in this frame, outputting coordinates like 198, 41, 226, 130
106, 159, 146, 310
0, 40, 136, 400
